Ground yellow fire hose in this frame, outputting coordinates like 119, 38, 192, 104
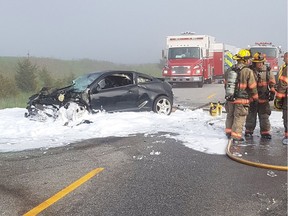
226, 139, 288, 171
208, 103, 288, 171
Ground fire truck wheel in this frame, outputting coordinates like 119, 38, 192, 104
153, 96, 172, 115
207, 78, 212, 84
197, 81, 204, 88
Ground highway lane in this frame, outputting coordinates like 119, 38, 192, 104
0, 83, 287, 216
172, 83, 225, 109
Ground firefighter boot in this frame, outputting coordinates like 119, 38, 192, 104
226, 133, 231, 139
261, 134, 272, 140
244, 132, 253, 139
232, 138, 245, 145
282, 137, 288, 145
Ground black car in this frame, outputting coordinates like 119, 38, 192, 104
25, 70, 174, 121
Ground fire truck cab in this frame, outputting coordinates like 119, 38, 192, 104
162, 32, 238, 87
249, 42, 282, 77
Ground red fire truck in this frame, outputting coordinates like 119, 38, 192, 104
162, 32, 238, 87
248, 42, 282, 77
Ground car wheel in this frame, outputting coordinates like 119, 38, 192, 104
153, 96, 172, 115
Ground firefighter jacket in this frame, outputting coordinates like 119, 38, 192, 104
276, 63, 288, 106
225, 63, 258, 104
250, 65, 276, 103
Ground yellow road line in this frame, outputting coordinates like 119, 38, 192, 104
24, 167, 104, 216
207, 93, 216, 99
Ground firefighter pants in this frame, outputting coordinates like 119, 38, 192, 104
245, 101, 271, 135
225, 102, 249, 139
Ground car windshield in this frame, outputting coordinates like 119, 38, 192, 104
168, 47, 200, 59
250, 47, 278, 58
72, 73, 101, 92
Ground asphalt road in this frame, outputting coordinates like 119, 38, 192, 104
0, 83, 287, 216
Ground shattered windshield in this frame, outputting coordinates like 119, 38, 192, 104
72, 73, 101, 92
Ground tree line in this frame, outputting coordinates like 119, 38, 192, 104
0, 58, 75, 99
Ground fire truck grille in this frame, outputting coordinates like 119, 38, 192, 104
171, 66, 189, 74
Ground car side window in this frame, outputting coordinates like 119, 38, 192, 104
92, 72, 134, 93
137, 75, 152, 84
106, 73, 133, 88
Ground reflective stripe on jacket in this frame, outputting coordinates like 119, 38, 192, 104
233, 63, 258, 104
251, 65, 276, 103
276, 64, 287, 99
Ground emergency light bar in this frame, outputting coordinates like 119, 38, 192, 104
255, 42, 273, 46
169, 37, 204, 41
181, 31, 195, 35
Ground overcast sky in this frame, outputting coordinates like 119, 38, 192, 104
0, 0, 287, 64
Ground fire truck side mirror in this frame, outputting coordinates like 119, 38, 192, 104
278, 46, 282, 54
202, 49, 208, 58
206, 49, 209, 57
162, 50, 166, 59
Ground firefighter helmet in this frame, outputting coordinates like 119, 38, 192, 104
252, 52, 266, 63
232, 49, 251, 60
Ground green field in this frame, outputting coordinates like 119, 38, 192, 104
0, 56, 163, 109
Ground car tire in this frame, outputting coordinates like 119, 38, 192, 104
153, 96, 172, 115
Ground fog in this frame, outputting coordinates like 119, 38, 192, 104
0, 0, 287, 64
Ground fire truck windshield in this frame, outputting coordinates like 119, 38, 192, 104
250, 47, 278, 58
168, 47, 200, 59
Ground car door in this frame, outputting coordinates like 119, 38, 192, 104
89, 72, 139, 112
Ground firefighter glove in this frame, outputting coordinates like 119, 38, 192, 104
274, 98, 284, 110
268, 92, 275, 101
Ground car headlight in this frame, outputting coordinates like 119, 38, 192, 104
58, 93, 65, 102
163, 70, 168, 74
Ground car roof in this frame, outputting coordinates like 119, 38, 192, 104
86, 70, 153, 78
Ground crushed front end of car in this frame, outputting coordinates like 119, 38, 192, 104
25, 86, 90, 122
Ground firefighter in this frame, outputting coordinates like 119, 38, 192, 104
275, 52, 288, 144
244, 52, 276, 139
224, 49, 258, 144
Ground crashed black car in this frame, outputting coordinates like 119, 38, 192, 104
25, 70, 174, 121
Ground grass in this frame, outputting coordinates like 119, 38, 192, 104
0, 92, 32, 109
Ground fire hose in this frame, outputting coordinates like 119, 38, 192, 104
226, 139, 288, 171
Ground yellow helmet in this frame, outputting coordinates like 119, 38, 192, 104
232, 49, 251, 60
252, 52, 266, 63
